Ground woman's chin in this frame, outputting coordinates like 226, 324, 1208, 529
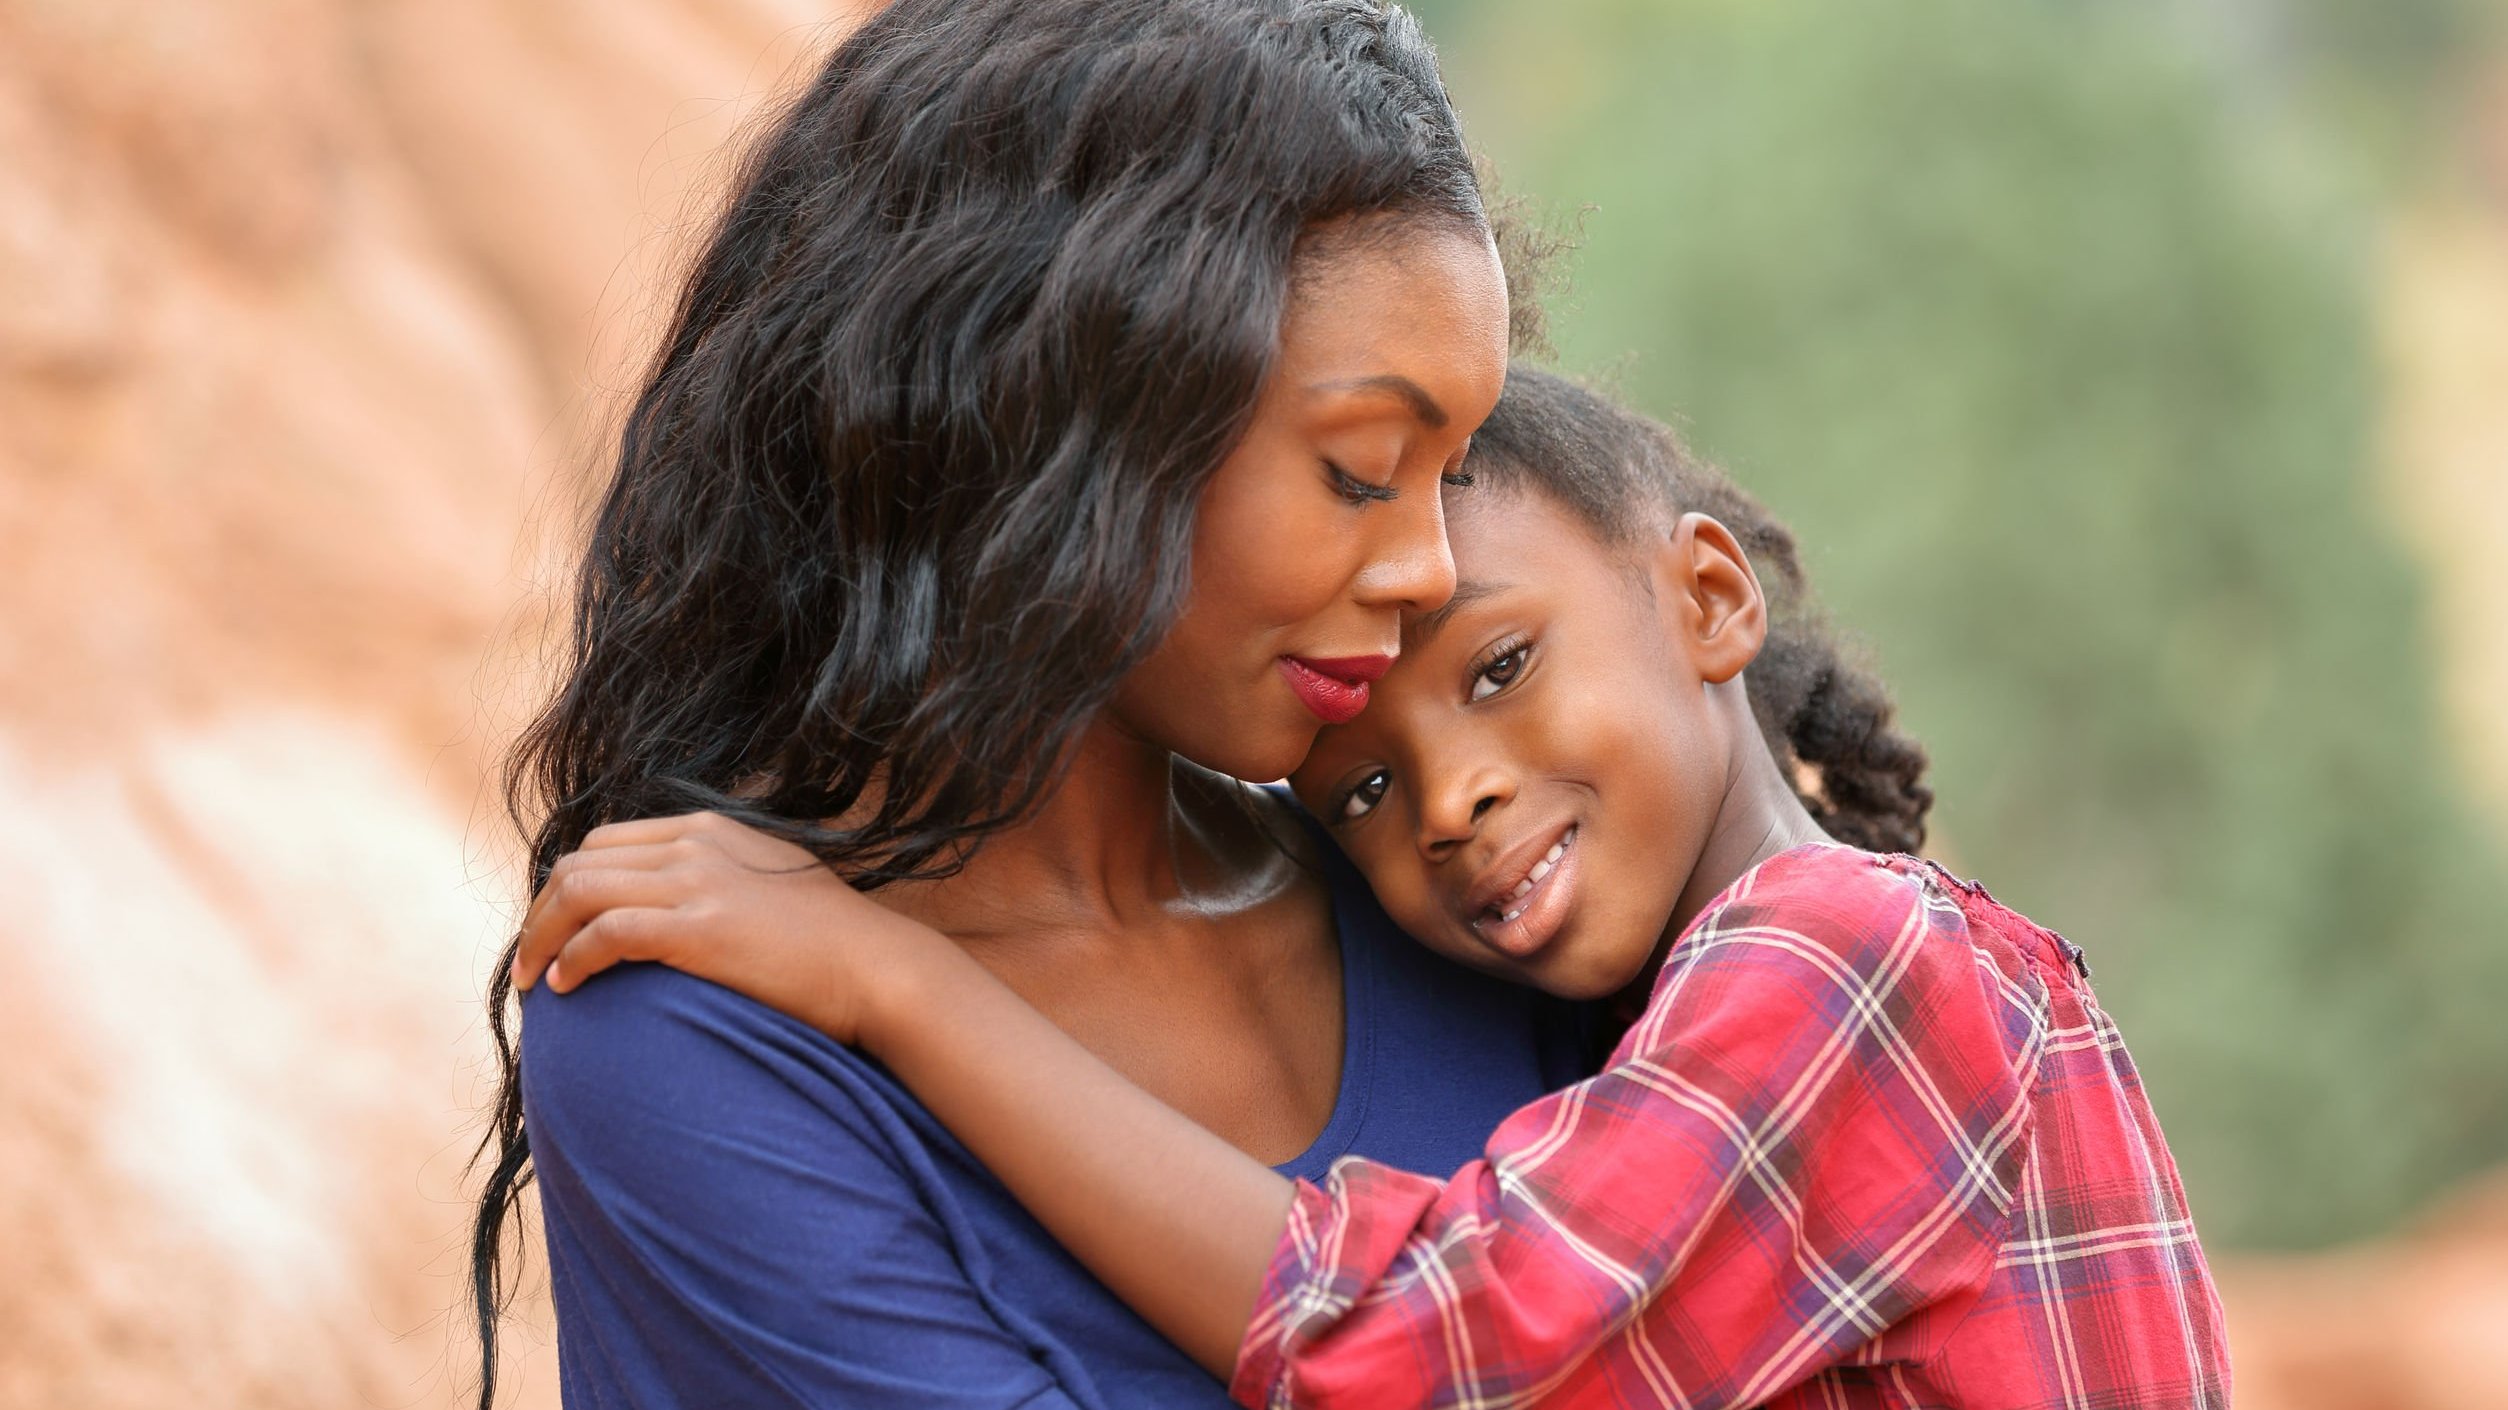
1182, 718, 1320, 788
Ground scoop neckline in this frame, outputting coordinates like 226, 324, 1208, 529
1267, 836, 1377, 1179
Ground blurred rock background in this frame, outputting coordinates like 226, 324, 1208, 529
0, 1, 855, 1404
0, 0, 2498, 1406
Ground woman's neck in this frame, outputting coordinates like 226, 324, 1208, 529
879, 718, 1307, 952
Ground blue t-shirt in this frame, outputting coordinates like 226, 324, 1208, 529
522, 834, 1588, 1408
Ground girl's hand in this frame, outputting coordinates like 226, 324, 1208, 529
510, 810, 933, 1048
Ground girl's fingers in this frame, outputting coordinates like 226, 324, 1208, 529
515, 858, 688, 992
546, 906, 677, 994
521, 842, 687, 937
578, 811, 808, 871
579, 814, 708, 853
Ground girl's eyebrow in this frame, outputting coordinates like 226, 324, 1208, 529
1406, 578, 1504, 646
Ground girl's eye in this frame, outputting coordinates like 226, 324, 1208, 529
1328, 462, 1399, 506
1339, 769, 1390, 821
1469, 644, 1529, 702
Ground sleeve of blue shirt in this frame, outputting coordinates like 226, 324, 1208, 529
522, 965, 1087, 1409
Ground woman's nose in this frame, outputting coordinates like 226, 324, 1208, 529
1351, 490, 1456, 615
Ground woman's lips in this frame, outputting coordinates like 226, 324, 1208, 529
1279, 655, 1391, 725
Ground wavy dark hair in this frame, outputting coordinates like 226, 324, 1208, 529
1467, 366, 1934, 852
466, 0, 1490, 1403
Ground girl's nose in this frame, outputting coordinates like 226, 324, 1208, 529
1417, 766, 1512, 863
1351, 489, 1456, 616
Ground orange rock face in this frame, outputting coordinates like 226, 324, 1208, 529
2218, 1171, 2508, 1410
2221, 69, 2508, 1410
0, 2, 864, 1404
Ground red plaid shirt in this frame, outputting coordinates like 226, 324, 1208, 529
1233, 845, 2231, 1409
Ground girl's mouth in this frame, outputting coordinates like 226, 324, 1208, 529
1468, 825, 1578, 959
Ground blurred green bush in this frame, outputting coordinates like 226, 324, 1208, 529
1412, 0, 2508, 1248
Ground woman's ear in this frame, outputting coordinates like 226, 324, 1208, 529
1650, 512, 1766, 684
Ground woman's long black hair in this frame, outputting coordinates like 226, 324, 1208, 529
469, 1, 1488, 1402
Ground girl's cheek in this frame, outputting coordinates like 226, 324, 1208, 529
1392, 880, 1445, 944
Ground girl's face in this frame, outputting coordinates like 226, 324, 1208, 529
1105, 224, 1510, 785
1290, 488, 1769, 999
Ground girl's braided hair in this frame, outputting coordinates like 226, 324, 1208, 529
1466, 365, 1933, 853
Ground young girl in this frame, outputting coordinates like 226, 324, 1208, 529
514, 367, 2232, 1407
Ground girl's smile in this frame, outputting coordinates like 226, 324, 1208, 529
1464, 821, 1579, 958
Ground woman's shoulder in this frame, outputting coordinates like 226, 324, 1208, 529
518, 966, 1131, 1407
522, 960, 864, 1076
521, 964, 914, 1176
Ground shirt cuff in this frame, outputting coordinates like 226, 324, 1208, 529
1229, 1175, 1336, 1408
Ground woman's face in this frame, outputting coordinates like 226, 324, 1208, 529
1107, 223, 1511, 783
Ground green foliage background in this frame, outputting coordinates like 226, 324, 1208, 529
1406, 0, 2508, 1248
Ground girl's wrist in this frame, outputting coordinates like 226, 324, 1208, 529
850, 912, 978, 1057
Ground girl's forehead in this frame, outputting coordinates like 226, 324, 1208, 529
1442, 482, 1612, 581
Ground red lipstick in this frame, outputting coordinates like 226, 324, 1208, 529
1279, 653, 1394, 725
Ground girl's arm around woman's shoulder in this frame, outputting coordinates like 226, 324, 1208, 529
520, 957, 1092, 1409
512, 809, 1300, 1383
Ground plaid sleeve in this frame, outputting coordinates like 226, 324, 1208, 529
1231, 850, 2046, 1410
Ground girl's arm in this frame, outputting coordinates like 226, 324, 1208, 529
512, 810, 1291, 1376
866, 919, 1296, 1374
1228, 854, 2039, 1410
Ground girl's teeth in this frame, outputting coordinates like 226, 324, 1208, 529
1498, 834, 1574, 917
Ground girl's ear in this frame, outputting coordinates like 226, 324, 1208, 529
1649, 512, 1766, 685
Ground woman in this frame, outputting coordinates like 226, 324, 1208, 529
471, 1, 1577, 1404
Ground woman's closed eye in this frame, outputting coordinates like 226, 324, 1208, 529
1468, 638, 1533, 702
1335, 767, 1391, 822
1327, 461, 1399, 505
